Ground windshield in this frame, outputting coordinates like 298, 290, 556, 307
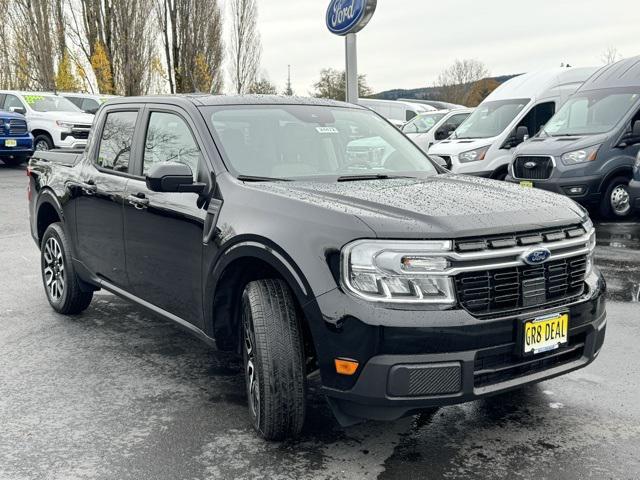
454, 98, 530, 139
403, 112, 446, 134
543, 88, 640, 136
204, 105, 438, 180
24, 94, 82, 113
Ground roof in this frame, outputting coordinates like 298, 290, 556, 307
579, 55, 640, 91
108, 94, 362, 109
0, 90, 57, 96
485, 67, 598, 102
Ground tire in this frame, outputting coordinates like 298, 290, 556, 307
41, 223, 93, 314
599, 176, 632, 219
241, 279, 306, 440
34, 134, 54, 151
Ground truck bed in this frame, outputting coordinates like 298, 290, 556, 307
30, 150, 84, 168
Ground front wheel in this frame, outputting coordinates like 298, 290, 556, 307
34, 134, 54, 151
41, 223, 93, 314
242, 279, 306, 440
600, 176, 632, 219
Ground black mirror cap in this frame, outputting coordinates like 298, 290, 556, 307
145, 162, 206, 193
515, 126, 530, 143
633, 120, 640, 137
429, 155, 449, 170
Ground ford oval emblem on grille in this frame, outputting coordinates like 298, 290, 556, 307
524, 161, 537, 169
522, 248, 551, 265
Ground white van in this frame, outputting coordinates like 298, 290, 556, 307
0, 91, 94, 150
402, 108, 474, 152
358, 98, 435, 128
428, 68, 597, 179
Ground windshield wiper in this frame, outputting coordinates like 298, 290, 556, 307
237, 175, 292, 182
337, 174, 416, 182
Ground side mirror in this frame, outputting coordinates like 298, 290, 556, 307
515, 126, 530, 144
429, 155, 449, 170
403, 123, 418, 134
620, 120, 640, 147
86, 107, 99, 115
146, 162, 206, 193
435, 124, 455, 141
633, 120, 640, 137
10, 106, 26, 115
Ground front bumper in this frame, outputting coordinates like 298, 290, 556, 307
506, 173, 603, 206
0, 137, 34, 157
56, 133, 88, 149
629, 179, 640, 213
306, 270, 606, 424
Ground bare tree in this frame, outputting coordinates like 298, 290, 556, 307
66, 0, 155, 95
156, 0, 225, 93
601, 46, 621, 65
0, 0, 13, 89
229, 0, 261, 94
435, 59, 490, 106
10, 0, 61, 90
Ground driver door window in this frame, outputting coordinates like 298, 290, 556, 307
143, 112, 201, 178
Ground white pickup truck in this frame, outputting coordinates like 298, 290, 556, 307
0, 91, 94, 151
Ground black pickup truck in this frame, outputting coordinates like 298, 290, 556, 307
28, 95, 606, 440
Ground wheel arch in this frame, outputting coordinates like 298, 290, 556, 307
35, 190, 65, 245
598, 166, 633, 193
205, 239, 316, 358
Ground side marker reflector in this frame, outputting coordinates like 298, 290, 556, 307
335, 358, 359, 376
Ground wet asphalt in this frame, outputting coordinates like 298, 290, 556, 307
0, 163, 639, 480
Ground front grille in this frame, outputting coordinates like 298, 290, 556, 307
8, 119, 28, 135
474, 333, 586, 387
456, 255, 587, 317
514, 156, 553, 180
70, 125, 91, 140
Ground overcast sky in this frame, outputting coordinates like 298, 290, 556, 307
254, 0, 638, 95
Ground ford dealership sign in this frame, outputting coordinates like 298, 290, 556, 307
326, 0, 377, 36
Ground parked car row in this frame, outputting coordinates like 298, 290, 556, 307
0, 91, 117, 164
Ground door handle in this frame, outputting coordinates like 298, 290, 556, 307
127, 193, 150, 210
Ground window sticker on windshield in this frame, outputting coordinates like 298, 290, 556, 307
316, 127, 339, 134
23, 95, 45, 105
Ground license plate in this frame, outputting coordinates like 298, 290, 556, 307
520, 180, 533, 188
5, 139, 17, 147
523, 313, 568, 355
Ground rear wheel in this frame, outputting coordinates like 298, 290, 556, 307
600, 176, 632, 219
41, 223, 93, 314
241, 279, 306, 440
34, 134, 53, 151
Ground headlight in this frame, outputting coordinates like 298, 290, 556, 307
341, 240, 456, 304
582, 217, 596, 276
55, 120, 74, 131
458, 146, 490, 163
561, 144, 601, 166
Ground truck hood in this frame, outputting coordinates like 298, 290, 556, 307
515, 133, 610, 157
427, 137, 498, 156
0, 111, 27, 121
253, 174, 586, 239
28, 110, 94, 125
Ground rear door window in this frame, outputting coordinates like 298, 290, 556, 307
96, 111, 138, 173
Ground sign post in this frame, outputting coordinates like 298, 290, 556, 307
326, 0, 377, 104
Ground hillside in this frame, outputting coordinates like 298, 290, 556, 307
371, 74, 521, 101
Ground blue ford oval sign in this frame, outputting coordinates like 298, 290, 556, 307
522, 248, 552, 265
326, 0, 377, 36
